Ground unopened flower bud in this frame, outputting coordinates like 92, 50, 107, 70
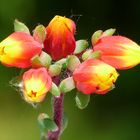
0, 32, 42, 68
44, 15, 76, 60
94, 36, 140, 69
73, 59, 119, 94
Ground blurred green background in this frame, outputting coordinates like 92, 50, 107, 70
0, 0, 140, 140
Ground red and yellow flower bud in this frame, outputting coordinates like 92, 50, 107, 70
73, 59, 119, 94
0, 32, 42, 68
22, 68, 52, 103
93, 36, 140, 69
44, 15, 76, 60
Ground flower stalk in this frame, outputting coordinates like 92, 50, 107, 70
47, 76, 64, 140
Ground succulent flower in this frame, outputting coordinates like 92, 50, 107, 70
73, 59, 119, 94
93, 36, 140, 69
0, 32, 42, 68
22, 68, 52, 103
44, 15, 76, 60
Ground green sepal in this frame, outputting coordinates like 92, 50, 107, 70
14, 19, 30, 34
59, 77, 75, 93
40, 51, 52, 68
55, 58, 67, 69
48, 64, 62, 77
33, 25, 46, 44
89, 51, 101, 59
91, 29, 116, 46
31, 51, 52, 68
91, 30, 103, 45
75, 92, 90, 109
31, 55, 42, 68
74, 40, 89, 54
101, 28, 116, 37
67, 55, 80, 72
49, 83, 60, 97
82, 49, 93, 61
82, 50, 101, 60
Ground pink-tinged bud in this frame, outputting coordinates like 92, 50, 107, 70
22, 68, 52, 103
93, 36, 140, 69
73, 59, 119, 94
44, 15, 76, 60
0, 32, 42, 68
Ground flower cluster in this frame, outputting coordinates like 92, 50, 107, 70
0, 15, 140, 105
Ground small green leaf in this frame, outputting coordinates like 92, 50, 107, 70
61, 113, 68, 133
44, 118, 58, 131
74, 40, 89, 54
33, 25, 47, 44
59, 77, 75, 93
75, 92, 90, 109
38, 113, 58, 131
14, 19, 30, 34
38, 113, 49, 130
50, 83, 60, 96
